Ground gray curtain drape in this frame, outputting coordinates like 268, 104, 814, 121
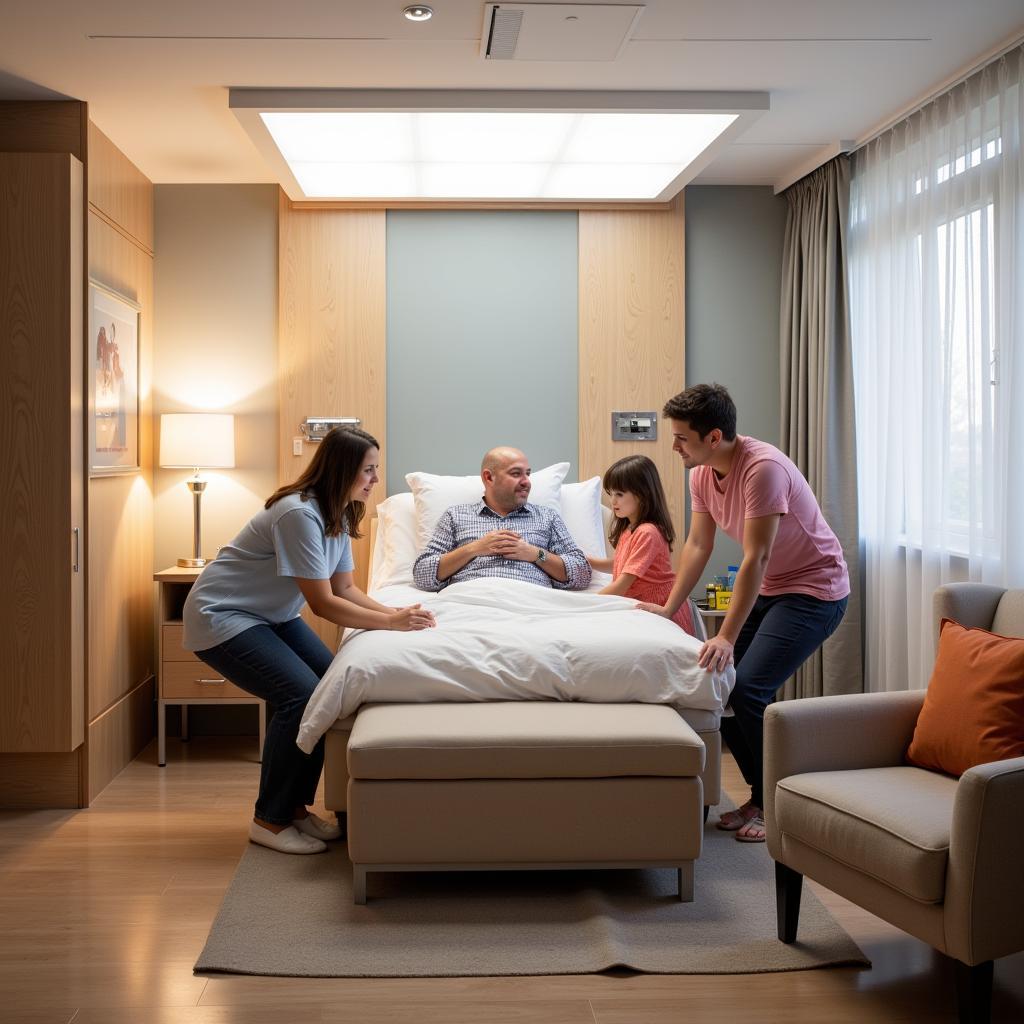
779, 155, 864, 698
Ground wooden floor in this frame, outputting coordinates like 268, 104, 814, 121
1, 736, 1022, 1024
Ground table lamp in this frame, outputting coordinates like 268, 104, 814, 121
160, 413, 236, 567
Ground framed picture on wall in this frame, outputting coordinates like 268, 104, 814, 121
88, 280, 140, 475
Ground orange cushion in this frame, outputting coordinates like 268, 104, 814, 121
906, 618, 1024, 777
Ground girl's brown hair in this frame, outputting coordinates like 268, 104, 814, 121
603, 455, 676, 550
266, 426, 379, 539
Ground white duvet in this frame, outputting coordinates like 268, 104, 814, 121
297, 578, 734, 753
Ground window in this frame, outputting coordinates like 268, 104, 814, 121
849, 45, 1023, 692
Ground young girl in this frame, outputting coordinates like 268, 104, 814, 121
183, 426, 435, 856
587, 455, 697, 637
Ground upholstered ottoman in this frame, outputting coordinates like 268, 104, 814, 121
346, 702, 706, 904
323, 714, 357, 812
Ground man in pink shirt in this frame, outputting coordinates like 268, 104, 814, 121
641, 384, 850, 843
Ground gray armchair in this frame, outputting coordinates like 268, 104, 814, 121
764, 583, 1024, 1024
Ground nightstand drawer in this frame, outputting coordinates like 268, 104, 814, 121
162, 624, 199, 662
161, 662, 252, 700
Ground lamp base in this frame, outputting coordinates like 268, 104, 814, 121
176, 556, 207, 568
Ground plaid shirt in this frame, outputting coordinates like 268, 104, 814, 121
413, 500, 592, 592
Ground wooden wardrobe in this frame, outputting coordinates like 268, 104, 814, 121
0, 102, 155, 807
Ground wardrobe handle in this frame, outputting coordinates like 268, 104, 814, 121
72, 527, 80, 573
196, 677, 226, 685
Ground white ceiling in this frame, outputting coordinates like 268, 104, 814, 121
2, 1, 1022, 191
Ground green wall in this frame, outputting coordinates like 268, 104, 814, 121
684, 185, 788, 587
386, 210, 579, 492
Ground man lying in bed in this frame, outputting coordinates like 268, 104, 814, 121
412, 447, 591, 592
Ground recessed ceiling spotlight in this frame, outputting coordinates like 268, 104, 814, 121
403, 4, 433, 21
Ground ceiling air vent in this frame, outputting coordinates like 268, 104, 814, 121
486, 6, 524, 59
481, 4, 644, 62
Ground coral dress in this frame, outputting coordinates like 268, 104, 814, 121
612, 523, 697, 637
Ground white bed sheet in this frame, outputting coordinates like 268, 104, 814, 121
297, 577, 734, 753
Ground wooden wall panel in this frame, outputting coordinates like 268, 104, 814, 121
0, 153, 81, 753
87, 677, 154, 802
87, 122, 154, 253
87, 212, 155, 722
85, 140, 155, 791
69, 157, 85, 753
278, 192, 387, 648
0, 751, 82, 809
88, 212, 155, 472
86, 477, 156, 719
0, 101, 85, 159
578, 198, 686, 558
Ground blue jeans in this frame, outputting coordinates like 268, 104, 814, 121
196, 618, 334, 826
720, 592, 848, 809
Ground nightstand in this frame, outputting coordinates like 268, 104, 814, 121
154, 567, 266, 767
696, 605, 727, 639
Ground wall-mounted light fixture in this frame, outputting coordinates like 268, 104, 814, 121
300, 416, 361, 442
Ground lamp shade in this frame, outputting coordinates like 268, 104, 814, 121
160, 413, 235, 469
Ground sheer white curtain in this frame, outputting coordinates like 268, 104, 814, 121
850, 45, 1024, 693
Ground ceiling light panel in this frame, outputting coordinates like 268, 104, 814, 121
257, 110, 740, 201
420, 163, 549, 199
546, 163, 681, 199
290, 162, 418, 198
261, 112, 416, 162
564, 113, 737, 164
234, 89, 770, 202
416, 113, 575, 163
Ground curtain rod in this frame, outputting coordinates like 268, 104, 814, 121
852, 30, 1024, 152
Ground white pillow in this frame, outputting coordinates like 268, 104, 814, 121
559, 476, 608, 558
368, 492, 418, 589
406, 462, 569, 551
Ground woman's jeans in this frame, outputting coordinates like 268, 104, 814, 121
196, 618, 334, 826
719, 592, 848, 809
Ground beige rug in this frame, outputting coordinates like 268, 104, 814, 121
195, 812, 869, 977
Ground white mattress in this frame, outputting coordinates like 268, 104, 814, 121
297, 578, 734, 753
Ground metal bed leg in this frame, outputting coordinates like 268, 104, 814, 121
158, 700, 166, 767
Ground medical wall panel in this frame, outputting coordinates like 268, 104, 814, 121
386, 210, 579, 494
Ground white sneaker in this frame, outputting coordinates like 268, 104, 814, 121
293, 812, 343, 841
249, 822, 326, 855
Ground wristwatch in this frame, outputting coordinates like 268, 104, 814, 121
534, 547, 548, 564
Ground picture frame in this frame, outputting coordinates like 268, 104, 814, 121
88, 280, 140, 475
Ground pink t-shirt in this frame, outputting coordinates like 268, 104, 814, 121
689, 436, 850, 601
613, 523, 697, 637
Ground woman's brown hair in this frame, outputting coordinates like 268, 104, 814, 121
265, 426, 379, 539
603, 455, 676, 550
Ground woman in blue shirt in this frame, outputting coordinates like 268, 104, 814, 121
183, 426, 435, 854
